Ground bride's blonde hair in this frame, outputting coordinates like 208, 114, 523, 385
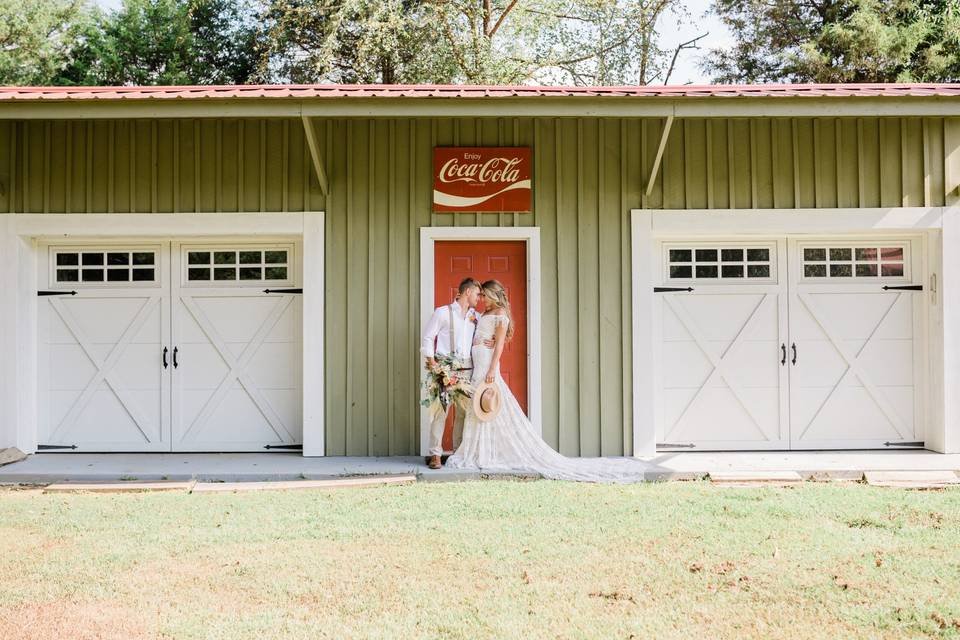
481, 279, 514, 340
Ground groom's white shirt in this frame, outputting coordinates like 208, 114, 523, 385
421, 301, 476, 361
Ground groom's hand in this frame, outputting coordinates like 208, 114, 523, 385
483, 338, 495, 348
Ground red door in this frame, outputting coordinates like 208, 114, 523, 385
434, 241, 527, 451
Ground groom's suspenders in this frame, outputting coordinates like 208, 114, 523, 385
448, 304, 457, 355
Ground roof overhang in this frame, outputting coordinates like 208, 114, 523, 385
0, 84, 958, 119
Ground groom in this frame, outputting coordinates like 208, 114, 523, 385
421, 277, 481, 470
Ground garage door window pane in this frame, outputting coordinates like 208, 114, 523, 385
881, 263, 904, 277
746, 248, 769, 262
188, 251, 210, 265
239, 251, 261, 265
214, 268, 236, 281
804, 248, 826, 261
214, 252, 236, 265
188, 268, 211, 281
668, 249, 691, 263
56, 253, 79, 266
57, 269, 79, 282
695, 249, 717, 262
82, 253, 104, 266
696, 265, 718, 278
669, 265, 692, 279
82, 269, 104, 282
804, 264, 827, 277
107, 253, 129, 266
239, 267, 262, 280
747, 264, 770, 278
721, 249, 743, 262
132, 269, 154, 282
721, 265, 744, 278
132, 252, 154, 265
830, 264, 852, 277
856, 264, 878, 277
107, 269, 129, 282
265, 267, 288, 280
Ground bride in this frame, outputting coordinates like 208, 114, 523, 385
445, 280, 649, 482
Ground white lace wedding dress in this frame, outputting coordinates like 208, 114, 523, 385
445, 313, 649, 482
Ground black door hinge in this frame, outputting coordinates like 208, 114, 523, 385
884, 441, 925, 447
657, 442, 696, 449
263, 288, 302, 294
882, 285, 923, 291
654, 287, 694, 293
38, 444, 78, 450
38, 290, 77, 297
264, 444, 303, 450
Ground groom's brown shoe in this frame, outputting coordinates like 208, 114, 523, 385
428, 455, 442, 470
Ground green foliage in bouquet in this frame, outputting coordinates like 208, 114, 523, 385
421, 354, 474, 422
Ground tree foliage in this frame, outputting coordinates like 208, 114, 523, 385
259, 0, 687, 85
705, 0, 960, 83
0, 0, 93, 85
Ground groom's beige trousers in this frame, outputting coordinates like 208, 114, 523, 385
429, 405, 465, 457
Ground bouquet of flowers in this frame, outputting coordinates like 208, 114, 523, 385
421, 353, 474, 421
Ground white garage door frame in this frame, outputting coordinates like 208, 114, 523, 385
631, 207, 957, 457
0, 212, 325, 456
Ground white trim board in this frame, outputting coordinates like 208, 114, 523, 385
419, 226, 542, 456
652, 207, 946, 236
0, 212, 325, 456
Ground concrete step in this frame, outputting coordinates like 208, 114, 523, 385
863, 470, 960, 488
709, 470, 804, 485
44, 481, 195, 494
191, 475, 416, 493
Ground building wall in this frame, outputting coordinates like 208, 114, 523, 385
0, 115, 955, 456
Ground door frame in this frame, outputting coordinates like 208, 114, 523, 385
2, 212, 325, 456
419, 227, 542, 456
632, 207, 949, 457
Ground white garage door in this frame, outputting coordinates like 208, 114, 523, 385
655, 237, 925, 451
38, 241, 302, 452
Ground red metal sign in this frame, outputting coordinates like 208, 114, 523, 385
433, 147, 532, 212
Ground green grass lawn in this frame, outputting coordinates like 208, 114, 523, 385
1, 481, 959, 640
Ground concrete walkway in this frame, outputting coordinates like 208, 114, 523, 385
1, 450, 959, 484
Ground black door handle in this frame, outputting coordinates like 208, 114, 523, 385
162, 347, 168, 369
791, 343, 797, 365
173, 347, 179, 369
780, 343, 786, 365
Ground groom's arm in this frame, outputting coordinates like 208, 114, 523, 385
421, 307, 444, 368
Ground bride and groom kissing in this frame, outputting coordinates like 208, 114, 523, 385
420, 278, 648, 482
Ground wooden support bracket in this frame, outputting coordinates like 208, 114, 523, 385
301, 115, 329, 196
645, 115, 675, 198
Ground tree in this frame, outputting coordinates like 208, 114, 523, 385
259, 0, 689, 85
61, 0, 260, 85
259, 0, 458, 84
705, 0, 960, 83
0, 0, 94, 85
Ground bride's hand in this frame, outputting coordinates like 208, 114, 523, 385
485, 371, 494, 384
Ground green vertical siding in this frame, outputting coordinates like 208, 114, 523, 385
0, 115, 956, 456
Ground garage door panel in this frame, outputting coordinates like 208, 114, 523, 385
249, 343, 302, 388
793, 387, 913, 443
669, 294, 775, 341
661, 342, 714, 387
855, 340, 915, 386
664, 387, 780, 443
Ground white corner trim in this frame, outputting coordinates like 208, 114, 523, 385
419, 226, 542, 456
651, 207, 946, 236
302, 213, 325, 456
630, 211, 656, 458
941, 207, 960, 453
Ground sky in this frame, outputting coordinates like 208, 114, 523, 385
91, 0, 730, 85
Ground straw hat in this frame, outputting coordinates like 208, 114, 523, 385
472, 380, 502, 422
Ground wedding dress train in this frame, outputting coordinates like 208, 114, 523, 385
445, 313, 649, 482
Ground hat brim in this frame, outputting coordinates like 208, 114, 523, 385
472, 381, 502, 422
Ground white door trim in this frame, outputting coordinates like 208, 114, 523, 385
1, 212, 324, 456
632, 207, 949, 455
419, 226, 542, 456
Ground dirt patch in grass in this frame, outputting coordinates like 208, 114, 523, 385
0, 599, 156, 640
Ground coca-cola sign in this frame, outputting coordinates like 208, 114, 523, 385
433, 147, 532, 212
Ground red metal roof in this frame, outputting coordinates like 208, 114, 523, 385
1, 83, 959, 101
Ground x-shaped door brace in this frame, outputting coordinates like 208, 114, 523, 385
664, 294, 775, 442
177, 295, 297, 444
49, 296, 159, 443
794, 292, 911, 441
